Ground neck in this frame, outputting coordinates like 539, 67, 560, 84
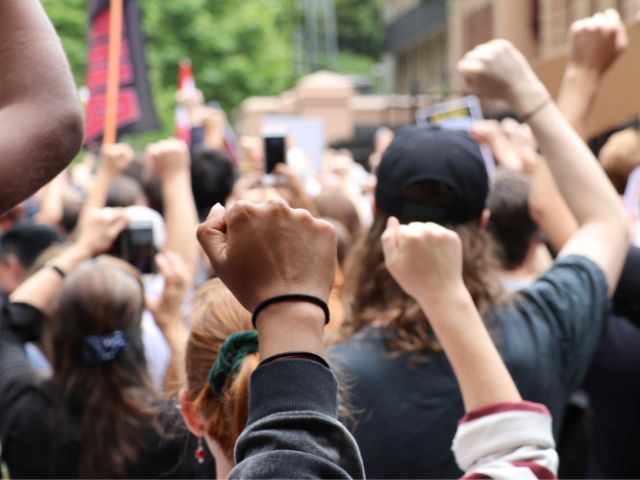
206, 437, 235, 479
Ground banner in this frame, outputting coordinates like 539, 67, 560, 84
84, 0, 158, 146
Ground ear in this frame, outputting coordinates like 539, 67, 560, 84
479, 208, 491, 229
179, 388, 206, 437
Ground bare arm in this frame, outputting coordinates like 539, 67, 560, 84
10, 208, 128, 314
459, 39, 629, 294
0, 0, 83, 213
147, 139, 199, 284
557, 9, 627, 141
531, 10, 627, 252
382, 218, 520, 411
77, 143, 134, 229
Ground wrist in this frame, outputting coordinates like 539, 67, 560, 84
55, 242, 93, 272
416, 281, 471, 318
507, 79, 549, 117
160, 169, 191, 188
255, 301, 326, 361
563, 64, 602, 88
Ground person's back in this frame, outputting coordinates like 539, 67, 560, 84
332, 37, 628, 476
332, 253, 607, 478
0, 222, 211, 479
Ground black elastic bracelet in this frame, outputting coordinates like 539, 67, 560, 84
46, 262, 66, 278
252, 294, 330, 329
260, 351, 329, 369
519, 97, 551, 123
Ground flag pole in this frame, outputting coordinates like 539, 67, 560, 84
103, 0, 124, 145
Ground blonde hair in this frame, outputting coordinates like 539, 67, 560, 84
185, 279, 258, 458
599, 128, 640, 194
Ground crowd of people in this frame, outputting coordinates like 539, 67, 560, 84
1, 2, 639, 479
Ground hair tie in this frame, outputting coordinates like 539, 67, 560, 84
83, 330, 127, 364
208, 331, 259, 397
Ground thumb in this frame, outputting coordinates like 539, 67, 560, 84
197, 203, 228, 270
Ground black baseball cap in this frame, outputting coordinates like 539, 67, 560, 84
375, 127, 489, 223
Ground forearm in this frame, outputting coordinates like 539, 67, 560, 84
161, 172, 199, 275
161, 323, 188, 392
417, 286, 521, 412
77, 168, 115, 228
10, 242, 91, 313
35, 170, 67, 226
255, 302, 326, 361
557, 66, 601, 140
516, 82, 626, 230
529, 158, 579, 252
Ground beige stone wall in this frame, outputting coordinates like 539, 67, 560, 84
539, 0, 640, 57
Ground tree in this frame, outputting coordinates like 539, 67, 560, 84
43, 0, 297, 139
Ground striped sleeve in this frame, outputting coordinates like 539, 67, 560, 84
452, 401, 558, 480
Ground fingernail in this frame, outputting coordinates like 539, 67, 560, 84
211, 203, 224, 214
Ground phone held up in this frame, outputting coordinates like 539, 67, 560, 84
262, 132, 286, 185
109, 220, 156, 274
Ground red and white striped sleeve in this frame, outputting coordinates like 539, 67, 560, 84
452, 401, 558, 480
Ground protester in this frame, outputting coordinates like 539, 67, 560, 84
330, 37, 628, 478
179, 278, 256, 479
193, 199, 557, 478
0, 208, 210, 478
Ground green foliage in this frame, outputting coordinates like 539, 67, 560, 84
43, 0, 297, 139
41, 0, 383, 141
334, 0, 383, 58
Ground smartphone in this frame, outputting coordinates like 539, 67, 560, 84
264, 135, 286, 174
109, 221, 155, 274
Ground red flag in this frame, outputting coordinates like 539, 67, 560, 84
175, 59, 196, 143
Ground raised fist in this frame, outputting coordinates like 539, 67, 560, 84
568, 9, 628, 75
100, 143, 135, 176
458, 39, 546, 114
197, 200, 336, 312
382, 217, 464, 304
146, 138, 190, 180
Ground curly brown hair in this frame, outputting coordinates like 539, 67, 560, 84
337, 211, 504, 357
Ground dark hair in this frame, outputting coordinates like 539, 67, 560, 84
122, 158, 164, 215
487, 170, 539, 270
0, 223, 62, 269
190, 148, 237, 221
338, 180, 503, 356
314, 192, 361, 239
106, 175, 147, 208
52, 256, 158, 478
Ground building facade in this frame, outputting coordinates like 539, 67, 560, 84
382, 0, 640, 96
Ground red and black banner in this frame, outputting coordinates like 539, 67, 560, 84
84, 0, 158, 146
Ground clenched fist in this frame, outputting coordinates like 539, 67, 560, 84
146, 138, 190, 180
197, 200, 336, 312
568, 9, 628, 76
382, 217, 464, 304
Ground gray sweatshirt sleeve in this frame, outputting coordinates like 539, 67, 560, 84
230, 358, 365, 479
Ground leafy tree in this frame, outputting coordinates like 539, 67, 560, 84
334, 0, 383, 58
43, 0, 296, 139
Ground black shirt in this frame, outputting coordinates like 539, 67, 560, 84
0, 302, 213, 478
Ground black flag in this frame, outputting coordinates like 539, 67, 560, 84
84, 0, 158, 146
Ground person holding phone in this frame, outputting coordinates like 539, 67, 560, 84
0, 208, 212, 478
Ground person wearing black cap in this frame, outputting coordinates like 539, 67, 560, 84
330, 39, 628, 479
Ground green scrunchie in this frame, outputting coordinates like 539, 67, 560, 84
208, 331, 259, 397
